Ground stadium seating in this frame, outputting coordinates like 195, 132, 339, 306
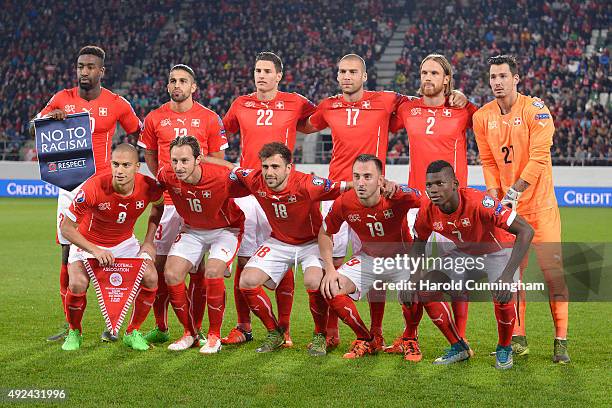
0, 0, 609, 165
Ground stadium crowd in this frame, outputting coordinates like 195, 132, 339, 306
0, 0, 609, 165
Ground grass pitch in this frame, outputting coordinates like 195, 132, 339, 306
0, 199, 610, 407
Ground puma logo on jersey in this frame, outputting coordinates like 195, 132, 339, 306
428, 109, 437, 116
366, 214, 378, 221
118, 203, 129, 209
187, 191, 197, 197
447, 220, 458, 228
270, 194, 281, 201
177, 118, 186, 125
220, 248, 230, 256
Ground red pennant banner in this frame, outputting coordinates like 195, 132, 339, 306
84, 258, 146, 336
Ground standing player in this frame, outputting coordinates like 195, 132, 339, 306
413, 160, 535, 369
138, 64, 228, 345
386, 54, 478, 357
303, 53, 468, 348
319, 155, 470, 362
229, 143, 350, 355
472, 55, 570, 363
59, 144, 164, 351
156, 137, 249, 353
222, 52, 316, 347
36, 46, 142, 343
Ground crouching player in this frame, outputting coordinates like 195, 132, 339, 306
413, 160, 534, 369
223, 142, 351, 355
319, 155, 468, 360
60, 144, 164, 351
156, 136, 249, 353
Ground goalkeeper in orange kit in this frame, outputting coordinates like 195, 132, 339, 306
472, 55, 570, 363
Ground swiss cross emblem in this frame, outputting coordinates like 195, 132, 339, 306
410, 108, 421, 116
161, 118, 172, 127
433, 221, 443, 231
136, 200, 145, 209
461, 218, 471, 227
361, 101, 371, 109
443, 108, 452, 117
64, 104, 76, 113
332, 101, 343, 108
99, 107, 108, 116
348, 214, 361, 222
202, 190, 212, 198
513, 117, 522, 126
288, 195, 297, 203
383, 209, 394, 219
275, 101, 284, 109
191, 119, 200, 127
245, 101, 256, 107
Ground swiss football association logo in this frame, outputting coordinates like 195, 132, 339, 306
410, 108, 421, 116
275, 101, 284, 110
99, 107, 108, 116
98, 202, 111, 211
191, 119, 200, 127
161, 118, 172, 127
136, 200, 145, 209
245, 101, 256, 108
513, 117, 522, 126
332, 101, 343, 109
109, 273, 123, 287
348, 214, 361, 222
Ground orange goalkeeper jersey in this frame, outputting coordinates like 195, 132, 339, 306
472, 93, 557, 215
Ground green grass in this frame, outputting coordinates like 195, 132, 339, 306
0, 199, 610, 407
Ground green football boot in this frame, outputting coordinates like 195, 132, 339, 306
255, 329, 285, 353
61, 329, 83, 351
553, 339, 570, 364
144, 327, 170, 344
123, 330, 150, 351
308, 333, 327, 357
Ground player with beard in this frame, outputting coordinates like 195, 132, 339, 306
221, 52, 316, 347
36, 46, 142, 343
386, 54, 478, 360
138, 64, 228, 345
302, 54, 468, 350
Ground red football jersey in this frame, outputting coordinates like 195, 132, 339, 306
323, 186, 421, 257
65, 172, 164, 247
38, 87, 142, 172
138, 102, 229, 204
391, 98, 478, 190
414, 188, 517, 255
223, 91, 316, 168
232, 168, 348, 245
157, 163, 249, 230
309, 90, 405, 181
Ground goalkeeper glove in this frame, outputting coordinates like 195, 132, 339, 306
501, 187, 521, 209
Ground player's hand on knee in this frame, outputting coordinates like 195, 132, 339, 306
321, 270, 341, 300
138, 242, 156, 261
92, 248, 115, 267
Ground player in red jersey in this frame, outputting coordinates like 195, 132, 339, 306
386, 54, 478, 357
319, 155, 469, 361
59, 144, 164, 351
413, 161, 534, 369
156, 137, 249, 353
303, 53, 468, 349
225, 143, 350, 355
222, 52, 316, 347
36, 46, 142, 343
138, 64, 228, 345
